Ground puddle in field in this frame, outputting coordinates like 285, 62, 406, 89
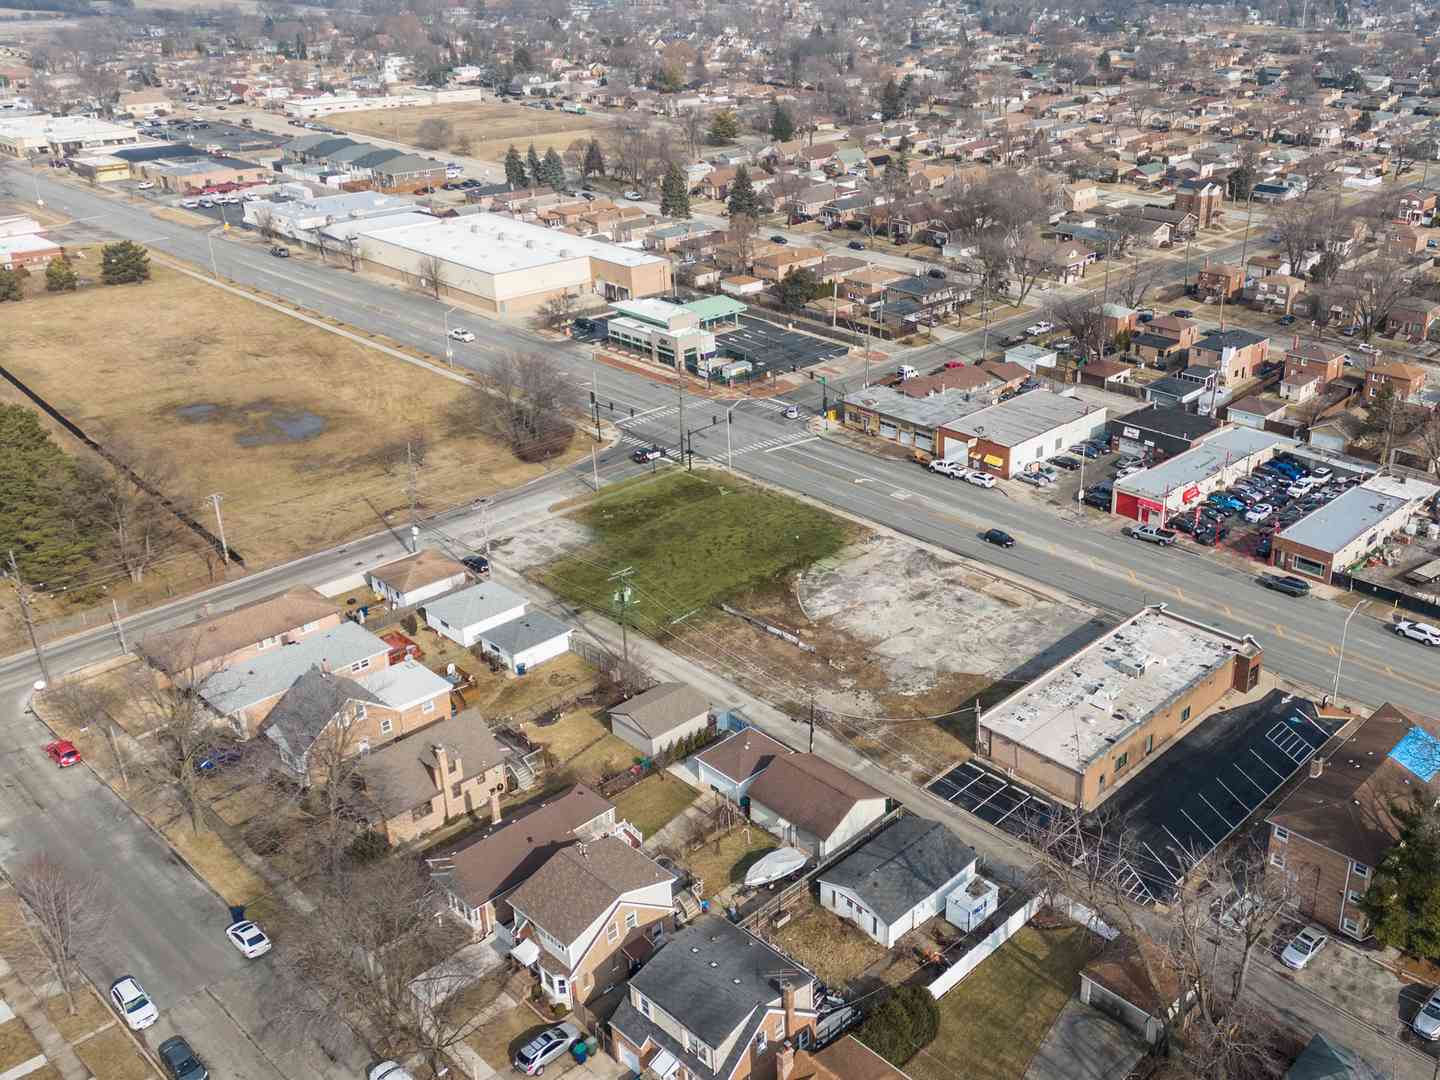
174, 401, 329, 445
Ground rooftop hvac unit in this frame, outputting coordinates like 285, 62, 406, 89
1115, 653, 1162, 678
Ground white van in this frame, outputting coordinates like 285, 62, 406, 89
898, 365, 918, 381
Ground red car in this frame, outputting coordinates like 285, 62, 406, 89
45, 740, 81, 768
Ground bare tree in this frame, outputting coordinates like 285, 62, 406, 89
285, 859, 507, 1071
1111, 255, 1162, 311
416, 253, 446, 300
533, 291, 578, 331
679, 108, 705, 161
414, 117, 454, 151
1418, 412, 1440, 475
1049, 295, 1110, 366
1324, 256, 1413, 340
463, 351, 580, 461
251, 206, 277, 241
73, 443, 188, 586
13, 853, 113, 1015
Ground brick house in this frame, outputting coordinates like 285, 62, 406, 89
1381, 224, 1426, 260
1252, 274, 1306, 315
256, 658, 456, 773
507, 835, 674, 1008
1386, 298, 1440, 342
1195, 261, 1244, 303
1396, 189, 1437, 224
1174, 179, 1222, 228
1281, 338, 1348, 400
138, 586, 342, 681
355, 713, 509, 845
1364, 359, 1428, 403
434, 784, 630, 939
753, 246, 825, 282
1266, 703, 1440, 939
1101, 303, 1138, 339
1189, 329, 1269, 385
0, 233, 61, 270
610, 915, 820, 1079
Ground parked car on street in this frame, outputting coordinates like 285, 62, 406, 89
1024, 321, 1055, 336
269, 245, 289, 258
1128, 524, 1177, 546
1277, 314, 1297, 326
109, 976, 158, 1030
847, 240, 865, 250
513, 1023, 582, 1076
964, 470, 997, 489
929, 459, 964, 477
225, 919, 272, 958
45, 740, 81, 767
158, 1036, 208, 1080
1259, 573, 1311, 597
1416, 988, 1440, 1040
1280, 927, 1329, 970
1393, 620, 1440, 647
1170, 308, 1194, 319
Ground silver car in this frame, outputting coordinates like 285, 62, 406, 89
1415, 988, 1440, 1040
1279, 927, 1327, 970
513, 1022, 581, 1076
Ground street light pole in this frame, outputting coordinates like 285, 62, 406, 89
1331, 600, 1364, 702
1238, 189, 1257, 273
443, 305, 458, 362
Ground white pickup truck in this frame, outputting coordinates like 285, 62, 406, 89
1128, 524, 1178, 546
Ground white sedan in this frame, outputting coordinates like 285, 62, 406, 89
136, 181, 155, 190
1024, 321, 1055, 336
180, 198, 200, 209
448, 327, 476, 343
1279, 927, 1328, 970
109, 976, 158, 1030
1243, 502, 1273, 523
964, 470, 997, 489
1394, 620, 1440, 647
226, 919, 272, 959
623, 190, 643, 200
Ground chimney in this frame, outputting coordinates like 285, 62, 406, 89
776, 1042, 795, 1080
489, 788, 503, 824
782, 983, 798, 1038
1310, 757, 1325, 779
321, 657, 331, 676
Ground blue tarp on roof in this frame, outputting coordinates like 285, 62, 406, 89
1388, 726, 1440, 782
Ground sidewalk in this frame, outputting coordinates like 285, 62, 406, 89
0, 962, 93, 1080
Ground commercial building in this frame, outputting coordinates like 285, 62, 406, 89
242, 191, 420, 241
842, 386, 986, 458
0, 232, 60, 270
356, 214, 672, 314
0, 114, 140, 158
1111, 428, 1296, 524
1107, 404, 1221, 463
1270, 475, 1440, 583
936, 390, 1107, 478
1266, 703, 1439, 939
605, 298, 717, 372
976, 605, 1263, 811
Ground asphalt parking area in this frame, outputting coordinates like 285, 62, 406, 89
716, 316, 850, 373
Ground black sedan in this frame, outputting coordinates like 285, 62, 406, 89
1051, 456, 1083, 471
982, 528, 1016, 548
1259, 573, 1311, 597
1170, 308, 1195, 319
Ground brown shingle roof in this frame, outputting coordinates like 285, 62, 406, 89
439, 784, 615, 905
1267, 703, 1440, 867
507, 834, 672, 943
356, 712, 508, 816
138, 587, 338, 672
367, 550, 468, 594
793, 1037, 916, 1080
694, 728, 790, 784
746, 754, 885, 839
1082, 933, 1183, 1013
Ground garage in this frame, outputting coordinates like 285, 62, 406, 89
478, 610, 574, 674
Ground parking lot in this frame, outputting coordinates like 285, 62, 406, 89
138, 116, 287, 154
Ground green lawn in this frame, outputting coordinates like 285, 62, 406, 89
907, 925, 1093, 1080
537, 472, 851, 632
612, 773, 700, 838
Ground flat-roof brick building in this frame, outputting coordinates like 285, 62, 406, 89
976, 605, 1263, 811
1271, 475, 1440, 583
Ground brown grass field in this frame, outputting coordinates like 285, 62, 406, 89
0, 251, 583, 572
328, 101, 613, 163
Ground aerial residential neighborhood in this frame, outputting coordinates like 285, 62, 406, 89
4, 2, 1440, 1080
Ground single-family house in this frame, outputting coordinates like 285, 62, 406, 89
1364, 359, 1427, 403
1189, 329, 1269, 385
694, 728, 789, 803
508, 835, 674, 1007
818, 816, 991, 947
609, 682, 713, 758
367, 550, 470, 609
747, 753, 887, 858
356, 712, 509, 845
1195, 261, 1244, 303
1254, 274, 1306, 315
609, 915, 819, 1079
1386, 298, 1440, 342
423, 582, 528, 648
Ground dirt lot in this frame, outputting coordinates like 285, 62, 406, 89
765, 896, 889, 994
0, 250, 582, 576
328, 101, 613, 164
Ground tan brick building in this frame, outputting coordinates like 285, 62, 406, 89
1266, 703, 1440, 939
976, 606, 1262, 811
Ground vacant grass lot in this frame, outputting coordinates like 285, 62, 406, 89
328, 101, 612, 163
908, 925, 1092, 1080
682, 826, 777, 900
612, 773, 700, 838
0, 251, 578, 571
537, 472, 852, 633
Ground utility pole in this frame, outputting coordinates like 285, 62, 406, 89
808, 698, 816, 753
207, 493, 230, 576
404, 442, 421, 547
8, 551, 50, 685
110, 598, 128, 654
474, 497, 492, 557
608, 567, 635, 665
676, 370, 686, 461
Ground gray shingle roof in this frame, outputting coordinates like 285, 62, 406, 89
610, 682, 711, 738
262, 666, 381, 759
627, 915, 809, 1047
201, 621, 387, 716
818, 816, 976, 924
424, 581, 526, 631
507, 835, 672, 943
481, 610, 572, 655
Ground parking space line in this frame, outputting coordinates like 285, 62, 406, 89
993, 794, 1033, 826
1215, 776, 1253, 814
1161, 823, 1188, 852
1232, 763, 1270, 797
1142, 842, 1182, 883
1181, 808, 1219, 848
1198, 790, 1239, 830
1249, 747, 1289, 781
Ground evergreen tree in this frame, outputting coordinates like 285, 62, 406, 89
513, 45, 533, 72
776, 267, 823, 308
1097, 50, 1112, 72
659, 162, 691, 219
100, 241, 150, 285
582, 138, 606, 179
1227, 162, 1256, 200
879, 76, 905, 121
1362, 798, 1440, 959
0, 268, 20, 301
526, 144, 543, 186
0, 405, 96, 581
44, 256, 77, 292
503, 145, 528, 189
726, 165, 760, 218
1355, 109, 1372, 132
542, 147, 566, 189
883, 145, 911, 196
708, 109, 740, 144
770, 101, 796, 141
